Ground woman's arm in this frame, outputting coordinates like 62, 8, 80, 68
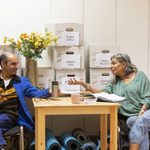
139, 104, 148, 116
68, 78, 102, 93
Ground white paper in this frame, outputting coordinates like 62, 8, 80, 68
95, 53, 112, 67
58, 31, 79, 46
61, 54, 80, 69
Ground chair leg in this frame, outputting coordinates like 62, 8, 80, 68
19, 126, 24, 150
118, 126, 122, 150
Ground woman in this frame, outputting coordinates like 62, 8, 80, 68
68, 53, 150, 149
68, 53, 150, 117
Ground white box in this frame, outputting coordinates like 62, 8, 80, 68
37, 46, 54, 68
90, 68, 114, 89
89, 46, 119, 68
56, 69, 86, 91
54, 46, 87, 69
0, 44, 13, 53
37, 68, 54, 89
45, 23, 84, 46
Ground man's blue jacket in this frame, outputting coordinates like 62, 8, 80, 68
12, 76, 50, 131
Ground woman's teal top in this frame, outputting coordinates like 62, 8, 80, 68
104, 71, 150, 117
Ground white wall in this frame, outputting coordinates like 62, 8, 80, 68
0, 0, 148, 74
50, 0, 83, 23
117, 0, 149, 75
84, 0, 116, 45
0, 0, 51, 38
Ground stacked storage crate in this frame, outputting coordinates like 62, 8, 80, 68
89, 45, 119, 89
45, 23, 87, 135
37, 47, 55, 89
45, 23, 87, 93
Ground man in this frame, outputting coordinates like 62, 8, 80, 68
0, 52, 52, 148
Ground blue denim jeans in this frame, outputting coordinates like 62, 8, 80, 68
126, 110, 150, 150
0, 113, 16, 145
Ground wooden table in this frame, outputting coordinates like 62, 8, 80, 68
33, 97, 120, 150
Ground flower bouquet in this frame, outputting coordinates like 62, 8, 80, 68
4, 32, 57, 60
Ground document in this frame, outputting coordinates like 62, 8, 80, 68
84, 92, 126, 102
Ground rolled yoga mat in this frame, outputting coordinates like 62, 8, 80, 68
60, 132, 81, 150
95, 139, 100, 150
46, 129, 61, 150
81, 142, 97, 150
72, 128, 89, 144
28, 140, 35, 150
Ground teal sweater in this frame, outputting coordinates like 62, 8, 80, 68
104, 71, 150, 117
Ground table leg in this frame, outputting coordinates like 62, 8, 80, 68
35, 108, 45, 150
100, 114, 108, 150
110, 106, 118, 150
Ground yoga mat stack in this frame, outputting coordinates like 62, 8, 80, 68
46, 129, 61, 150
72, 128, 89, 144
72, 128, 99, 150
28, 128, 101, 150
60, 132, 81, 150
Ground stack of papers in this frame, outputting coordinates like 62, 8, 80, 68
84, 92, 126, 103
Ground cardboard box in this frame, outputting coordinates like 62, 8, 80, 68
37, 46, 54, 68
54, 46, 87, 69
89, 46, 119, 68
0, 44, 13, 53
56, 69, 86, 91
90, 68, 114, 89
45, 23, 84, 46
37, 68, 54, 89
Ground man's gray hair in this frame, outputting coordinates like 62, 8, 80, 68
0, 52, 15, 65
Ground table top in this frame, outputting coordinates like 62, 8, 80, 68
32, 97, 120, 107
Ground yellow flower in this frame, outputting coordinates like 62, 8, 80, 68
4, 32, 57, 59
20, 33, 28, 40
17, 40, 21, 49
3, 37, 7, 44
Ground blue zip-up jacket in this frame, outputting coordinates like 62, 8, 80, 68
13, 76, 50, 131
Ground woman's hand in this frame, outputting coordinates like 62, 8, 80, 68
68, 78, 81, 85
138, 110, 145, 116
138, 104, 147, 116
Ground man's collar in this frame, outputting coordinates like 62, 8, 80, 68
12, 75, 21, 82
0, 74, 21, 82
